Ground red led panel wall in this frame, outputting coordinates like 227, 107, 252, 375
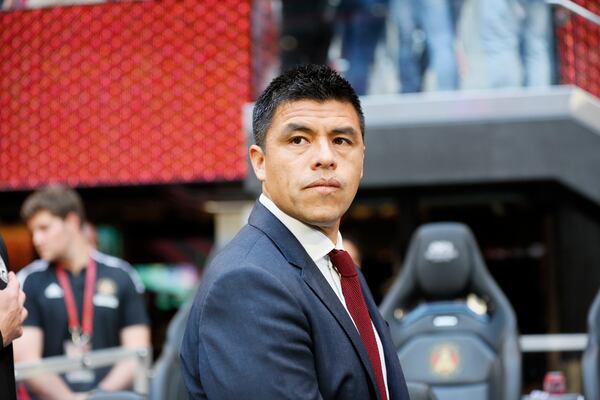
0, 0, 251, 190
556, 0, 600, 97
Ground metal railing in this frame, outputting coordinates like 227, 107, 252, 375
15, 346, 153, 395
547, 0, 600, 26
551, 0, 600, 98
520, 333, 588, 353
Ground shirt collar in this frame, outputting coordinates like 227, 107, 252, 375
259, 194, 344, 262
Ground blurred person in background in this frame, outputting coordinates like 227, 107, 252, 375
337, 0, 388, 95
387, 0, 464, 92
390, 0, 425, 93
0, 234, 28, 400
460, 0, 552, 89
279, 0, 388, 96
519, 0, 553, 87
279, 0, 337, 72
418, 0, 465, 91
342, 234, 363, 268
14, 185, 150, 400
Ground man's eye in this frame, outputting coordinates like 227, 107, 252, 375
333, 137, 351, 145
290, 136, 306, 144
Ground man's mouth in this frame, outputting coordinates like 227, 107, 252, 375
305, 178, 341, 193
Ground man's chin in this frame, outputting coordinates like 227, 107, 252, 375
309, 218, 338, 228
301, 212, 344, 229
39, 253, 55, 262
284, 201, 349, 228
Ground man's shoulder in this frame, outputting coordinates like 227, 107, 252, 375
91, 250, 145, 293
17, 259, 50, 288
91, 249, 130, 269
212, 224, 285, 269
202, 224, 295, 293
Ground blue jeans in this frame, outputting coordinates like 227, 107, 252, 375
390, 0, 423, 92
419, 0, 464, 91
339, 0, 388, 95
467, 0, 552, 88
520, 0, 552, 86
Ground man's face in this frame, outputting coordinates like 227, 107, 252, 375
27, 210, 75, 262
250, 99, 364, 232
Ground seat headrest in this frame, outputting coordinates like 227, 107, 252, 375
381, 221, 516, 325
413, 223, 473, 299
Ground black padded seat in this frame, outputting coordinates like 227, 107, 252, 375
380, 222, 521, 400
582, 289, 600, 400
149, 298, 193, 400
407, 382, 438, 400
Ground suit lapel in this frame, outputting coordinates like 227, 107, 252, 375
301, 263, 379, 394
361, 274, 406, 400
248, 202, 380, 397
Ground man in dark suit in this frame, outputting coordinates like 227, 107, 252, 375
0, 234, 28, 400
181, 64, 409, 399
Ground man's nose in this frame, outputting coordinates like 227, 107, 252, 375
312, 138, 336, 170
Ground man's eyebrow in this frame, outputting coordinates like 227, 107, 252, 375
331, 126, 359, 135
281, 123, 359, 136
282, 123, 313, 134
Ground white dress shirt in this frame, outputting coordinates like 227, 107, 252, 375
259, 194, 389, 396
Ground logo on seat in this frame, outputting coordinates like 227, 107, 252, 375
430, 343, 461, 377
424, 241, 459, 263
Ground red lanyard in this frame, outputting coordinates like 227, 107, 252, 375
55, 258, 97, 345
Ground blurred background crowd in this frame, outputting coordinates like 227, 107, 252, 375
262, 0, 554, 95
3, 0, 557, 95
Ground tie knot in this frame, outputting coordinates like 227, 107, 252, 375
328, 249, 357, 277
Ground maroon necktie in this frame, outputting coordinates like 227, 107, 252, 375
329, 249, 388, 400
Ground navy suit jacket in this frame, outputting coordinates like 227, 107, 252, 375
181, 202, 410, 400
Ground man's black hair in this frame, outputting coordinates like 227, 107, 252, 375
252, 64, 365, 148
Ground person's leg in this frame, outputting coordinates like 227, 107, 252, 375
391, 0, 422, 92
521, 0, 552, 86
450, 0, 465, 28
340, 0, 387, 95
478, 0, 521, 88
419, 0, 459, 90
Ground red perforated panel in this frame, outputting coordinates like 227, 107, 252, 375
0, 0, 251, 190
556, 0, 600, 97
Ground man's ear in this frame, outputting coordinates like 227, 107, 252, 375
65, 212, 82, 230
360, 145, 365, 179
249, 145, 266, 182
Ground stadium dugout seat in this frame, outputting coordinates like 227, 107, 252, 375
380, 222, 521, 400
582, 289, 600, 400
149, 298, 194, 400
